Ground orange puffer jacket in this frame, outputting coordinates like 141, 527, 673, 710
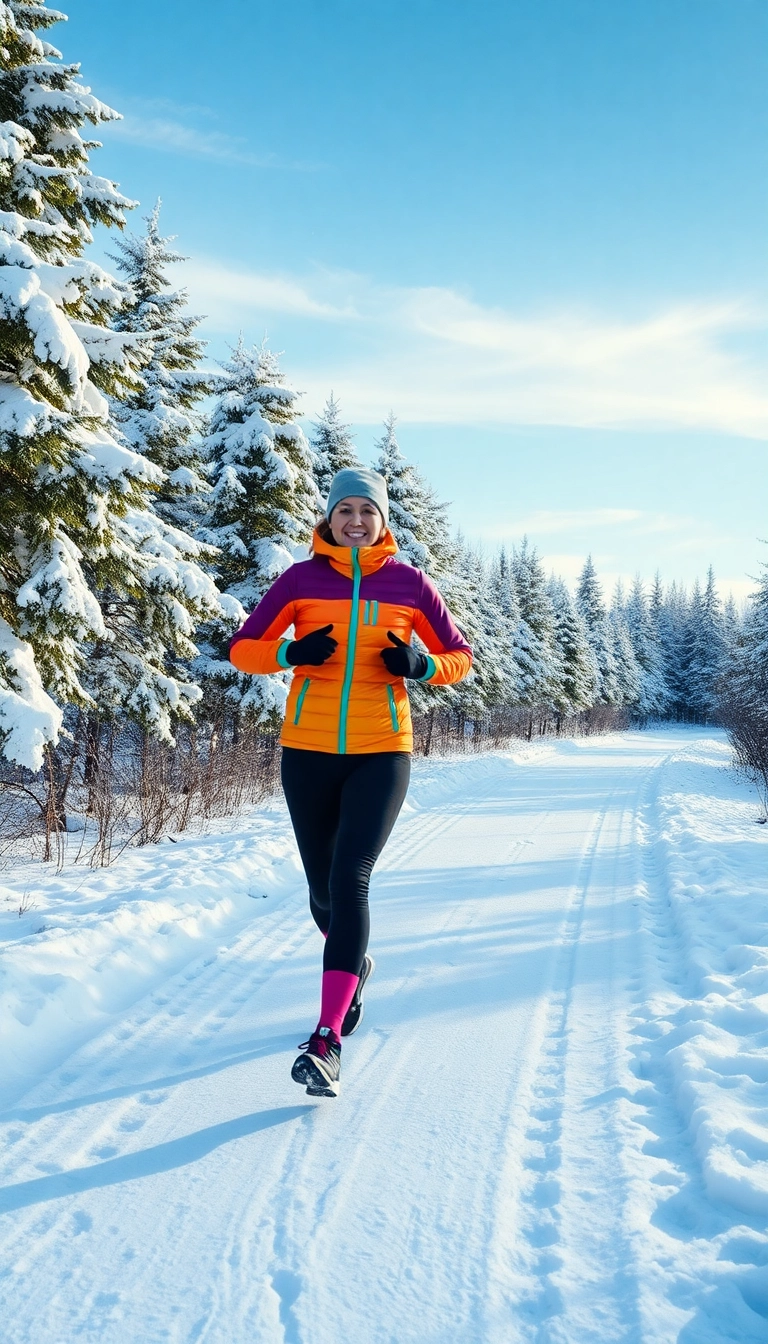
229, 528, 472, 754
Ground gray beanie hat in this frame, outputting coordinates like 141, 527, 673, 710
326, 467, 389, 526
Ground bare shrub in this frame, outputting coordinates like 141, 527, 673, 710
81, 720, 282, 865
0, 715, 283, 868
718, 682, 768, 818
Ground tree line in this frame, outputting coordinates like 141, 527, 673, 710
1, 0, 765, 853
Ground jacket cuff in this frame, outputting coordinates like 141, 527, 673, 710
418, 655, 437, 682
276, 639, 293, 669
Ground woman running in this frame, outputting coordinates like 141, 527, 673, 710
229, 468, 472, 1096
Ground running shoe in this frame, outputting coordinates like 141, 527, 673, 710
341, 954, 375, 1037
291, 1027, 341, 1097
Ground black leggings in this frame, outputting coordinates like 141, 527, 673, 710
281, 748, 411, 975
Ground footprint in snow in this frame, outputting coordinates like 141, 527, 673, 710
118, 1115, 145, 1133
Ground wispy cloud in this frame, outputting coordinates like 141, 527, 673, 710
180, 257, 768, 438
181, 260, 355, 321
109, 114, 279, 166
505, 509, 644, 536
105, 98, 319, 170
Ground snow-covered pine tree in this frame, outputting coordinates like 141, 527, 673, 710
576, 556, 619, 704
699, 566, 726, 718
372, 414, 452, 579
680, 580, 706, 720
721, 592, 742, 670
310, 393, 360, 500
677, 571, 724, 722
198, 339, 319, 725
511, 538, 560, 722
0, 2, 229, 763
467, 547, 512, 712
624, 576, 668, 719
436, 536, 507, 728
734, 561, 768, 705
486, 546, 520, 705
731, 567, 768, 693
547, 575, 596, 716
718, 553, 768, 810
108, 201, 212, 533
0, 0, 131, 766
654, 580, 688, 719
609, 584, 642, 709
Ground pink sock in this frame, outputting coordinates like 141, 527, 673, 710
318, 970, 360, 1040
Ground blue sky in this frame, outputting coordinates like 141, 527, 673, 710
65, 0, 767, 598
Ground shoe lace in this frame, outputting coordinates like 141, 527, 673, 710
298, 1029, 339, 1056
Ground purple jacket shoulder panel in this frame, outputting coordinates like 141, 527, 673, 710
358, 556, 422, 604
229, 563, 299, 649
416, 570, 472, 653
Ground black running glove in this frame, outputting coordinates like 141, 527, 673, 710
286, 624, 337, 666
380, 631, 429, 680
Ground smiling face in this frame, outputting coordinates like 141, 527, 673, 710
329, 496, 385, 547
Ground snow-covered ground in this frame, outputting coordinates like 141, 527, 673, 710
0, 728, 766, 1343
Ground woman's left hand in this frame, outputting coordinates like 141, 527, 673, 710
380, 631, 428, 680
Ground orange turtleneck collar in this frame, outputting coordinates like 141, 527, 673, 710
312, 526, 398, 578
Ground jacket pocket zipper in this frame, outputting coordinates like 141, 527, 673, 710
294, 677, 311, 725
386, 684, 399, 732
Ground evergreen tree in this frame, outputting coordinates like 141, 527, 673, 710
511, 538, 560, 710
372, 414, 452, 578
109, 201, 212, 532
438, 537, 506, 724
699, 566, 726, 718
718, 555, 768, 810
624, 576, 668, 719
0, 1, 226, 759
548, 576, 596, 714
649, 572, 664, 629
198, 340, 319, 724
722, 592, 742, 652
576, 557, 618, 704
674, 571, 723, 721
680, 580, 708, 720
487, 547, 520, 705
733, 560, 768, 695
655, 581, 689, 719
609, 586, 642, 708
310, 393, 359, 500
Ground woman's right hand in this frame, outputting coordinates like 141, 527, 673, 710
286, 624, 337, 666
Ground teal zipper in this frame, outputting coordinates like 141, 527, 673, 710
372, 600, 378, 625
294, 677, 311, 725
386, 684, 399, 732
338, 549, 362, 753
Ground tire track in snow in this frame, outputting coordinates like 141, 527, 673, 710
616, 748, 768, 1344
486, 745, 675, 1343
484, 785, 619, 1341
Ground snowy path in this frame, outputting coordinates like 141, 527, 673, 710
0, 730, 766, 1343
